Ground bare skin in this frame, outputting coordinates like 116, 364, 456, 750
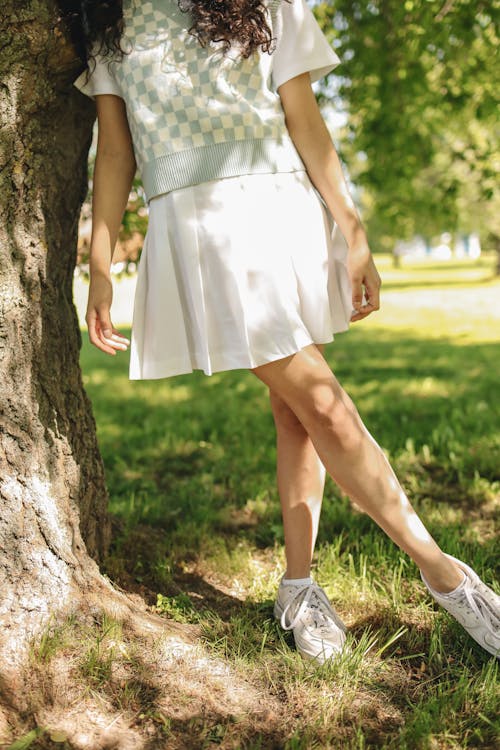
261, 347, 463, 593
86, 76, 463, 594
268, 346, 327, 580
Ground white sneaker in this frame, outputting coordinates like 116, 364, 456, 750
421, 554, 500, 658
274, 580, 347, 664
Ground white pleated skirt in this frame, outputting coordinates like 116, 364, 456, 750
129, 170, 353, 379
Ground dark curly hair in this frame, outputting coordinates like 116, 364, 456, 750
58, 0, 287, 64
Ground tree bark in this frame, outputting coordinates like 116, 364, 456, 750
0, 0, 114, 683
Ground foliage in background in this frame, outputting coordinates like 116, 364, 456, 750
315, 0, 500, 261
121, 174, 149, 239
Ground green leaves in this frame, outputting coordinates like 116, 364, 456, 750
315, 0, 500, 249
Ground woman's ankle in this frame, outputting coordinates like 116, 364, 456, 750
421, 555, 465, 593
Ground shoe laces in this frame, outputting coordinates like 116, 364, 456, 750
280, 582, 345, 635
464, 579, 500, 637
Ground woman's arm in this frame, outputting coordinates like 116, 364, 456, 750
278, 73, 381, 320
86, 94, 136, 353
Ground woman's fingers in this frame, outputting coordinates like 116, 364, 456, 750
85, 274, 130, 355
365, 264, 381, 311
350, 267, 382, 323
347, 243, 382, 320
100, 328, 130, 351
95, 304, 127, 351
110, 330, 130, 344
347, 243, 377, 313
86, 308, 129, 355
351, 274, 364, 313
354, 288, 380, 320
86, 309, 116, 355
350, 305, 372, 322
350, 295, 379, 322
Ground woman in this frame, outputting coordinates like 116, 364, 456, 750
70, 0, 499, 663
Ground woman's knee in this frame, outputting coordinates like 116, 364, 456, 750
254, 345, 361, 439
272, 380, 354, 435
300, 382, 361, 444
302, 381, 341, 426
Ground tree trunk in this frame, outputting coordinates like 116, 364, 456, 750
0, 0, 114, 684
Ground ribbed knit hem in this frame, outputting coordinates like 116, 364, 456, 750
142, 137, 306, 202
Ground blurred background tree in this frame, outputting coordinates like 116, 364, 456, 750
315, 0, 499, 269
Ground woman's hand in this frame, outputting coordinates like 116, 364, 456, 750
346, 241, 382, 322
86, 270, 130, 355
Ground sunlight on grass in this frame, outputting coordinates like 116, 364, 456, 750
401, 377, 452, 398
77, 255, 500, 749
375, 252, 497, 287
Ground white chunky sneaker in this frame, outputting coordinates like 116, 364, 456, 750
421, 554, 500, 658
274, 580, 347, 664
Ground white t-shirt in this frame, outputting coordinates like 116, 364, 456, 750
272, 0, 340, 90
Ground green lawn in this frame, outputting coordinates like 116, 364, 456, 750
78, 254, 499, 749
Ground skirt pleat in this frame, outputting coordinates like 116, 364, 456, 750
129, 170, 353, 379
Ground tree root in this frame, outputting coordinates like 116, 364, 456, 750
0, 571, 282, 749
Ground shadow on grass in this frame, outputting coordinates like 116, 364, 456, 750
82, 326, 500, 429
82, 326, 499, 493
82, 324, 499, 570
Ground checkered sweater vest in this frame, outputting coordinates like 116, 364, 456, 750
110, 0, 305, 201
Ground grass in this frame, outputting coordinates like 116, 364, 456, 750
92, 254, 499, 748
9, 254, 499, 749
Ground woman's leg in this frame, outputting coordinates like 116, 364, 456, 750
269, 387, 326, 579
270, 373, 348, 664
253, 344, 463, 593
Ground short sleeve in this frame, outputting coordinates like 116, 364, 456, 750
271, 0, 341, 91
73, 53, 123, 100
